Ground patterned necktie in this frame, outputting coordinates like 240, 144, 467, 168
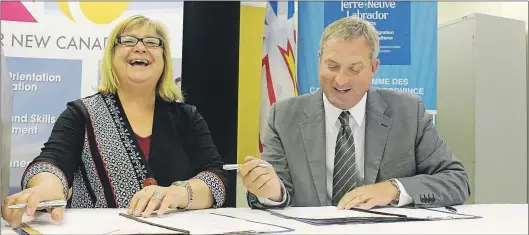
332, 111, 357, 206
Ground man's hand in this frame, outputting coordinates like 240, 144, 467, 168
337, 181, 399, 210
239, 156, 282, 202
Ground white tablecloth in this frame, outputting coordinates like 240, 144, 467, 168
1, 204, 527, 234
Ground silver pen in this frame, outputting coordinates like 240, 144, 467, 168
8, 200, 67, 209
223, 162, 272, 171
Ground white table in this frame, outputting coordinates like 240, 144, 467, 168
2, 204, 527, 234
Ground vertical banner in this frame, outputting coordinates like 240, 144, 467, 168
237, 3, 266, 207
298, 1, 437, 116
0, 45, 12, 200
238, 3, 266, 164
1, 1, 183, 194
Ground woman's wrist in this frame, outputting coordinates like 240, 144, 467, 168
28, 172, 67, 200
169, 183, 190, 209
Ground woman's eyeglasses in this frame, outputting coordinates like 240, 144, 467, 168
116, 36, 163, 48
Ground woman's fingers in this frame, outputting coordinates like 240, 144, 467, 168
156, 196, 172, 216
50, 207, 65, 221
6, 191, 32, 227
141, 191, 165, 217
1, 186, 66, 228
25, 192, 42, 216
127, 193, 141, 215
131, 187, 154, 217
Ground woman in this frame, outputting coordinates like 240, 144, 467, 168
2, 15, 228, 227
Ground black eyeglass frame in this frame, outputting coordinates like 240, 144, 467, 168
115, 36, 164, 48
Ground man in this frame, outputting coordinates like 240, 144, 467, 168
240, 16, 470, 210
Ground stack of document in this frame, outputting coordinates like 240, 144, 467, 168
265, 206, 481, 225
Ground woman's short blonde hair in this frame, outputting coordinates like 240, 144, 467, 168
98, 15, 183, 102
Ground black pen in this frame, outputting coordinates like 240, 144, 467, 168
444, 206, 457, 213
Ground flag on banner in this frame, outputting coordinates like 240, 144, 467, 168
259, 1, 297, 153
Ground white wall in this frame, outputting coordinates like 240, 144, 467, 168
438, 2, 528, 31
438, 2, 528, 204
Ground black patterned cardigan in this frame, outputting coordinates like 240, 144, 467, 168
21, 93, 228, 208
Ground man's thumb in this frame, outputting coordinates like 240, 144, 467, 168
244, 156, 256, 162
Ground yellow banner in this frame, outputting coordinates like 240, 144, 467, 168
237, 5, 265, 164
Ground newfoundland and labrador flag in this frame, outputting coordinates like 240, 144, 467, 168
259, 1, 298, 153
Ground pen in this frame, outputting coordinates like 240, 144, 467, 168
8, 200, 67, 209
223, 163, 272, 171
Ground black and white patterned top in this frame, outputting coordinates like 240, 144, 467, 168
21, 93, 228, 208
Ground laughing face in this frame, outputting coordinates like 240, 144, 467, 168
112, 25, 164, 89
318, 37, 379, 110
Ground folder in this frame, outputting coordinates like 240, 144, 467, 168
119, 211, 295, 234
264, 206, 482, 225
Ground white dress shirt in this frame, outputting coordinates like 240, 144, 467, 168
259, 92, 413, 207
324, 91, 367, 200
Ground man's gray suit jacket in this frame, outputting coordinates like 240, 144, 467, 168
248, 88, 470, 208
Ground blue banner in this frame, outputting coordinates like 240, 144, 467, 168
298, 1, 437, 112
7, 57, 82, 194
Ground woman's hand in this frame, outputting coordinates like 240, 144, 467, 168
2, 184, 65, 228
127, 185, 188, 217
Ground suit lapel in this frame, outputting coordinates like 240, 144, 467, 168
363, 89, 392, 185
300, 90, 327, 206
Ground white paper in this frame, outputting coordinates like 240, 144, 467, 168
1, 220, 18, 235
13, 210, 125, 234
0, 209, 162, 234
140, 212, 284, 234
267, 206, 396, 219
370, 207, 476, 220
1, 209, 283, 234
267, 206, 475, 220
